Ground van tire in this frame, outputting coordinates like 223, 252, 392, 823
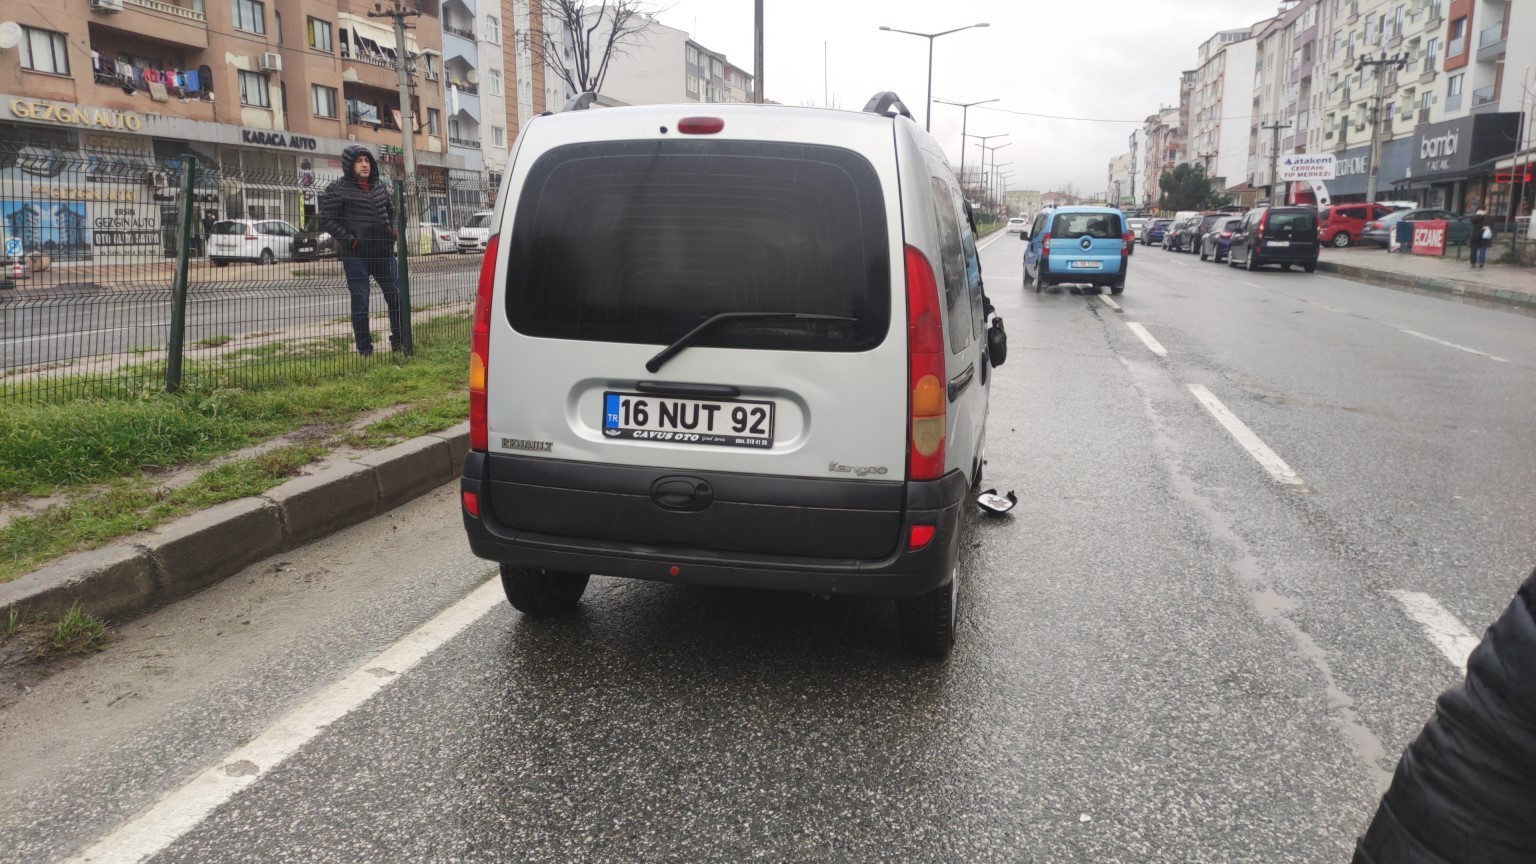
899, 569, 957, 659
1110, 280, 1125, 295
1245, 251, 1258, 271
500, 565, 590, 616
1303, 259, 1317, 273
1332, 232, 1351, 247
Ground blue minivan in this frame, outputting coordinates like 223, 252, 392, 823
1021, 206, 1129, 294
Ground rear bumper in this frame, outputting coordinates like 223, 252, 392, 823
1252, 243, 1319, 261
460, 451, 968, 597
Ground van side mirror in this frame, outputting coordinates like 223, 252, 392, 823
987, 316, 1007, 367
1019, 231, 1029, 241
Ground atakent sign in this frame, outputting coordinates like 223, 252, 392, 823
1279, 154, 1337, 182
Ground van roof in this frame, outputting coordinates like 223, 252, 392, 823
1048, 206, 1124, 215
531, 102, 905, 134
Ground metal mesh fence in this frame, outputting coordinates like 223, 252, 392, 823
1, 151, 481, 403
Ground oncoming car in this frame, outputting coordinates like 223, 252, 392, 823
1006, 217, 1029, 234
459, 92, 1007, 658
1021, 206, 1130, 294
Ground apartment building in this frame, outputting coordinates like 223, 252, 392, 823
1190, 26, 1265, 194
1107, 152, 1132, 206
1143, 106, 1181, 207
592, 15, 753, 107
0, 0, 480, 260
1315, 0, 1526, 212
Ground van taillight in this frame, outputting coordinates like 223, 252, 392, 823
469, 233, 498, 452
904, 245, 945, 481
1041, 232, 1051, 253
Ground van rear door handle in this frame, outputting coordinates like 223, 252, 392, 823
948, 363, 975, 402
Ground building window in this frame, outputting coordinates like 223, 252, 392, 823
1426, 38, 1439, 65
1421, 90, 1432, 111
1448, 73, 1463, 96
485, 16, 500, 44
311, 84, 338, 118
274, 10, 283, 44
492, 126, 505, 147
308, 18, 332, 52
427, 108, 441, 136
239, 70, 271, 107
1447, 18, 1465, 56
489, 68, 502, 96
19, 26, 69, 76
232, 0, 266, 35
687, 45, 699, 65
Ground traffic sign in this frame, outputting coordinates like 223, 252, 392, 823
3, 237, 21, 258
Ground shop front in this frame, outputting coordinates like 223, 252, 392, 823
1395, 113, 1521, 214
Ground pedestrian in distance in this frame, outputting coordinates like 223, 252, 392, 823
200, 210, 215, 258
1351, 566, 1536, 864
319, 145, 402, 357
1468, 208, 1491, 269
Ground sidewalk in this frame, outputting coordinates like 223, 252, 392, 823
1318, 246, 1536, 309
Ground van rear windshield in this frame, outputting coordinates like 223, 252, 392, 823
1050, 212, 1122, 238
505, 139, 891, 352
1266, 212, 1316, 232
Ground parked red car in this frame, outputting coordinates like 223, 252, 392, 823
1319, 203, 1396, 248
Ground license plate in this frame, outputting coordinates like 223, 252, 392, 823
602, 392, 774, 449
1267, 240, 1291, 247
1069, 260, 1102, 269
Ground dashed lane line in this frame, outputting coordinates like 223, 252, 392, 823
1389, 591, 1481, 671
977, 231, 1008, 252
1099, 295, 1122, 312
1397, 328, 1510, 363
1125, 322, 1168, 357
64, 577, 506, 864
1187, 384, 1306, 487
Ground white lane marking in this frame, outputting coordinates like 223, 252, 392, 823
1099, 295, 1122, 312
977, 231, 1008, 251
1241, 281, 1262, 289
1397, 329, 1510, 363
1303, 299, 1349, 314
1389, 590, 1481, 671
64, 577, 505, 864
1, 327, 128, 346
1187, 384, 1305, 487
1125, 322, 1167, 357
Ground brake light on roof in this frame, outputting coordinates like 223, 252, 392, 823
677, 116, 725, 134
469, 233, 498, 452
904, 245, 945, 481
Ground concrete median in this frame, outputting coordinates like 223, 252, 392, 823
0, 424, 471, 624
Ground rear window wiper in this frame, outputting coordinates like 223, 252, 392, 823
646, 312, 857, 373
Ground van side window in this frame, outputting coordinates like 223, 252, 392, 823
960, 228, 984, 340
928, 178, 973, 353
1031, 213, 1048, 237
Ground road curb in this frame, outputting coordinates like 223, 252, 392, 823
1317, 260, 1536, 309
0, 422, 470, 625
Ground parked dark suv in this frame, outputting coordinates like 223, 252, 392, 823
1226, 207, 1319, 272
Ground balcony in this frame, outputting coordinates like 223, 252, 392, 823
1477, 22, 1505, 61
93, 0, 209, 48
449, 136, 480, 150
1471, 85, 1498, 112
444, 24, 476, 40
1445, 91, 1462, 111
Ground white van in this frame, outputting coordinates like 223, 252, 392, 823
460, 93, 1005, 657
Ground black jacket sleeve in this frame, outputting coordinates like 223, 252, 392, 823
1352, 568, 1536, 864
318, 182, 353, 243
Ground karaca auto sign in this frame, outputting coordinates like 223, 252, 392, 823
1411, 220, 1447, 257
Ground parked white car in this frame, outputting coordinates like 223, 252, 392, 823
208, 219, 298, 266
410, 222, 459, 254
456, 211, 494, 253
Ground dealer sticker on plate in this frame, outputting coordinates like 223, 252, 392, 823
603, 392, 774, 449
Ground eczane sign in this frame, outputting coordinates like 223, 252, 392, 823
1411, 220, 1447, 257
1278, 154, 1337, 182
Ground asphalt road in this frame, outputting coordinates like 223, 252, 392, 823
0, 257, 480, 369
3, 231, 1533, 863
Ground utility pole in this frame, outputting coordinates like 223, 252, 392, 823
1357, 53, 1407, 204
934, 98, 998, 185
369, 1, 421, 179
982, 144, 1010, 210
965, 132, 1008, 202
1261, 121, 1292, 206
753, 0, 764, 103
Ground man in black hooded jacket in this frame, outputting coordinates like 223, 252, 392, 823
320, 145, 401, 356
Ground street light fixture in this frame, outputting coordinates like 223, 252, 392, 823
934, 97, 998, 181
878, 22, 991, 131
982, 143, 1012, 207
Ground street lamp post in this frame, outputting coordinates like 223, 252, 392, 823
965, 133, 1008, 202
934, 97, 998, 184
878, 23, 990, 131
997, 170, 1016, 213
982, 143, 1011, 210
991, 161, 1013, 211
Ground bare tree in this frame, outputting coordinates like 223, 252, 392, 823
536, 0, 664, 97
1060, 181, 1080, 205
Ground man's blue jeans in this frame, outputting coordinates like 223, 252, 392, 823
341, 254, 402, 354
1471, 245, 1488, 267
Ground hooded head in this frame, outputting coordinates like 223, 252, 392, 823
341, 144, 379, 182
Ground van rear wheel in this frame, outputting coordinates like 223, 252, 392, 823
500, 565, 590, 617
899, 568, 957, 659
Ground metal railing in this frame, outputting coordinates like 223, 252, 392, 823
1479, 22, 1505, 48
448, 136, 481, 150
124, 0, 205, 21
1, 152, 482, 403
444, 24, 476, 40
1472, 85, 1497, 107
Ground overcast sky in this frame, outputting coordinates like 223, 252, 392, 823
649, 0, 1293, 194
